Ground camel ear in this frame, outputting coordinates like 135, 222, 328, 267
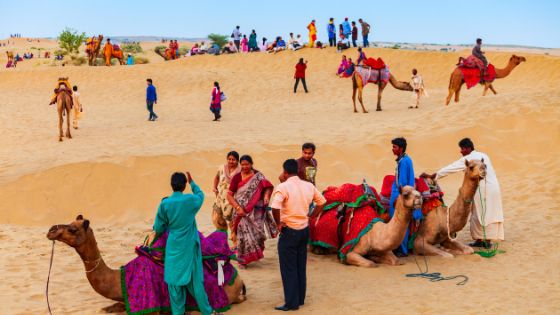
76, 214, 83, 220
83, 220, 90, 232
464, 159, 469, 167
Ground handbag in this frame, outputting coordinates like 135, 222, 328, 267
220, 91, 227, 102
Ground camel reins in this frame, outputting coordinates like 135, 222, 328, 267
46, 240, 55, 315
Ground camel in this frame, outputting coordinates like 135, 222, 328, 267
413, 159, 486, 257
446, 54, 526, 105
47, 215, 247, 314
86, 35, 103, 66
6, 51, 14, 61
352, 70, 413, 113
311, 186, 422, 267
56, 86, 73, 142
103, 41, 125, 66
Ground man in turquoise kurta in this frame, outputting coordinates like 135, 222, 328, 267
153, 172, 214, 315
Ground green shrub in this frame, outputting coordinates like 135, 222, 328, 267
70, 55, 87, 66
178, 47, 189, 56
58, 27, 86, 55
122, 43, 143, 54
207, 34, 228, 48
134, 56, 149, 64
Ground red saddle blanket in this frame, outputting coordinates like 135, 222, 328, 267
309, 183, 388, 261
459, 64, 496, 89
379, 175, 444, 215
363, 57, 386, 70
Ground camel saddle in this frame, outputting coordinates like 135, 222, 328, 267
457, 56, 497, 89
363, 57, 386, 70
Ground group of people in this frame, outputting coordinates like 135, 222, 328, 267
153, 137, 503, 313
309, 17, 371, 49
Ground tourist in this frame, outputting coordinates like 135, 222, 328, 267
342, 57, 355, 78
294, 58, 308, 93
174, 40, 179, 58
279, 143, 318, 185
241, 35, 248, 53
146, 78, 158, 121
222, 41, 238, 54
357, 47, 367, 65
126, 54, 134, 65
389, 137, 416, 257
337, 35, 350, 52
153, 172, 215, 315
421, 138, 504, 248
232, 26, 241, 51
270, 159, 326, 312
351, 21, 358, 47
71, 86, 82, 129
274, 36, 287, 53
338, 24, 344, 39
210, 82, 221, 121
342, 17, 352, 40
248, 30, 259, 52
307, 20, 317, 48
410, 68, 425, 109
226, 155, 276, 268
359, 19, 371, 47
288, 33, 302, 51
213, 151, 241, 241
327, 18, 336, 47
260, 37, 268, 52
337, 55, 349, 76
473, 38, 488, 75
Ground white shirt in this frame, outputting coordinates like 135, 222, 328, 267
233, 29, 241, 41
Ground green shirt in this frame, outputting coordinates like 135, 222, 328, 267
153, 181, 205, 285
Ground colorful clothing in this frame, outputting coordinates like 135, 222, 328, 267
229, 171, 277, 265
337, 58, 349, 75
294, 63, 307, 79
213, 164, 241, 227
389, 154, 415, 254
297, 157, 317, 185
307, 22, 317, 47
153, 182, 213, 315
248, 33, 258, 51
241, 37, 248, 52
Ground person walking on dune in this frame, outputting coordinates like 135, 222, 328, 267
71, 85, 82, 129
146, 78, 158, 121
210, 82, 222, 121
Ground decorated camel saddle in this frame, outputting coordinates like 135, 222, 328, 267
309, 181, 389, 261
379, 175, 445, 249
457, 55, 497, 89
121, 230, 239, 314
50, 77, 74, 105
85, 37, 99, 53
355, 57, 390, 86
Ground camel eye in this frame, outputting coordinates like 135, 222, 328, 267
68, 227, 78, 234
469, 166, 474, 171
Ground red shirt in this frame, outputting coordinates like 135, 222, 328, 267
294, 63, 307, 79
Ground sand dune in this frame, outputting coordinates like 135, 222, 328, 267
0, 40, 559, 314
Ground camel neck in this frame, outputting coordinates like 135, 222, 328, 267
449, 177, 479, 233
386, 197, 413, 248
495, 61, 516, 78
75, 231, 111, 277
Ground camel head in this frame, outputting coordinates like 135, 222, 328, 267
47, 214, 91, 248
464, 159, 486, 181
510, 55, 526, 66
399, 185, 423, 210
402, 81, 414, 91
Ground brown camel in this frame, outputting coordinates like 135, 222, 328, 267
47, 215, 247, 314
56, 86, 73, 142
344, 186, 422, 267
352, 71, 413, 112
413, 159, 486, 257
103, 42, 125, 66
445, 54, 526, 105
86, 35, 103, 66
6, 51, 14, 61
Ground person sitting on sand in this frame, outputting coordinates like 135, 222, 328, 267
49, 77, 73, 105
337, 34, 350, 52
409, 68, 425, 109
190, 43, 200, 55
199, 42, 208, 54
288, 33, 302, 51
274, 37, 287, 53
341, 57, 355, 78
266, 40, 277, 53
222, 41, 238, 54
337, 55, 349, 76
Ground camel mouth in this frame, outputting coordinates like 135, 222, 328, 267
47, 225, 62, 240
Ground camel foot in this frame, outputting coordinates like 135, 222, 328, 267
101, 302, 126, 313
363, 110, 368, 113
376, 108, 382, 112
59, 138, 63, 142
354, 109, 358, 113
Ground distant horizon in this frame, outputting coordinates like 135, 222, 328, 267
1, 0, 558, 48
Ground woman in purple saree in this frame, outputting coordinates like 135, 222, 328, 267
227, 155, 278, 267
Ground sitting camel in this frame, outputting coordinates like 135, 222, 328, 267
311, 185, 422, 267
352, 67, 413, 112
413, 159, 486, 257
446, 54, 526, 105
47, 215, 246, 314
155, 46, 175, 61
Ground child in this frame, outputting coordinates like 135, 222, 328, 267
410, 68, 426, 109
72, 86, 83, 129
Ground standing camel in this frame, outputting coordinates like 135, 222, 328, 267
413, 159, 486, 257
352, 69, 413, 112
56, 87, 73, 142
446, 54, 526, 105
86, 35, 103, 66
47, 215, 247, 314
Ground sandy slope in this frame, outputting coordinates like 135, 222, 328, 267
0, 40, 559, 314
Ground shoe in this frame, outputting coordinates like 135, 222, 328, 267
274, 305, 299, 311
469, 240, 492, 248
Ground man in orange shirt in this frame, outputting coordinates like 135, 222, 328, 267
270, 159, 326, 311
103, 38, 113, 66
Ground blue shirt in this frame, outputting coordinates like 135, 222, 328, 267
389, 154, 415, 254
342, 21, 352, 35
327, 23, 336, 38
277, 40, 286, 48
146, 84, 157, 102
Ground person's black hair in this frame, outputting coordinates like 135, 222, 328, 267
171, 172, 187, 192
72, 85, 78, 91
476, 38, 482, 44
240, 155, 253, 164
459, 138, 475, 150
299, 57, 304, 64
227, 151, 240, 161
283, 159, 298, 175
412, 68, 418, 75
252, 29, 255, 33
352, 21, 356, 25
214, 81, 220, 90
339, 24, 343, 29
358, 47, 362, 52
147, 78, 152, 84
330, 17, 333, 20
236, 26, 240, 29
391, 137, 407, 152
302, 142, 316, 152
290, 32, 293, 36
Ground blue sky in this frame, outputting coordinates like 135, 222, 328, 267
1, 0, 558, 47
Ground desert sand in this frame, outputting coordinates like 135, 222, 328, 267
0, 38, 559, 314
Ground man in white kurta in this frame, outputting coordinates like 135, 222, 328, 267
431, 138, 504, 246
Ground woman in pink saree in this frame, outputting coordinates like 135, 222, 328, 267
227, 155, 277, 268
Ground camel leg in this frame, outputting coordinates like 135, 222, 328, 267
454, 85, 462, 103
445, 88, 454, 106
65, 107, 72, 139
346, 251, 377, 267
101, 302, 126, 313
376, 83, 386, 111
489, 83, 497, 95
58, 108, 63, 142
352, 84, 358, 113
358, 87, 368, 113
441, 239, 474, 255
483, 82, 490, 96
413, 237, 454, 258
371, 251, 404, 266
